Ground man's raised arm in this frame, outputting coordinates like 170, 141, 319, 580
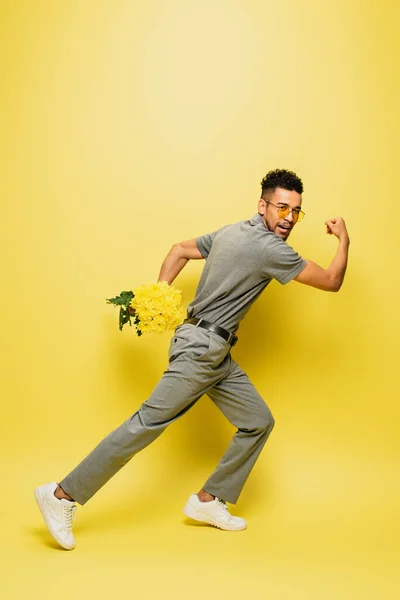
294, 217, 350, 292
158, 239, 204, 285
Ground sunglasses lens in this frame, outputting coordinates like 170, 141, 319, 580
278, 207, 290, 219
276, 206, 304, 223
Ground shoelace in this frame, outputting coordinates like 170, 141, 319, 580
215, 498, 230, 516
62, 503, 76, 530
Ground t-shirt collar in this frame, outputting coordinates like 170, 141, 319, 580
249, 213, 266, 227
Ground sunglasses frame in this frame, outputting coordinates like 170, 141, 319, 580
264, 199, 305, 223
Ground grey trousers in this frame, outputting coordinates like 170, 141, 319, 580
59, 323, 275, 505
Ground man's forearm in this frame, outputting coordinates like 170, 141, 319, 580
327, 235, 350, 291
158, 246, 189, 285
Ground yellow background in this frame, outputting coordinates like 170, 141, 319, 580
1, 0, 399, 598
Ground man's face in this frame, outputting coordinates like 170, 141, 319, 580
258, 187, 303, 240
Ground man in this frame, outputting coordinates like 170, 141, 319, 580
34, 168, 350, 550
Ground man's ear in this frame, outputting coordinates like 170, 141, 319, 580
258, 198, 266, 214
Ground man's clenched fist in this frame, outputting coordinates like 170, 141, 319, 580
325, 217, 349, 241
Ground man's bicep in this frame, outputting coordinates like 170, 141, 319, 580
294, 260, 336, 291
176, 238, 205, 260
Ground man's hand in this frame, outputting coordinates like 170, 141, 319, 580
325, 217, 349, 241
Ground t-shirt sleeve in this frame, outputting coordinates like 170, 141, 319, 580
196, 229, 220, 258
262, 236, 306, 284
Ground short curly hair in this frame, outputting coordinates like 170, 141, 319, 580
260, 168, 303, 199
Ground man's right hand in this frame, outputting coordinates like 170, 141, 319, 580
325, 217, 349, 241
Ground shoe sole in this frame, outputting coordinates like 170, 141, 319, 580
183, 501, 247, 531
34, 487, 76, 550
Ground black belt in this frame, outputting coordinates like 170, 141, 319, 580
183, 318, 238, 347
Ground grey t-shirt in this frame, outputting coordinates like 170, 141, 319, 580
186, 213, 306, 333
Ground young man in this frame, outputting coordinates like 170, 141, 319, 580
34, 169, 350, 550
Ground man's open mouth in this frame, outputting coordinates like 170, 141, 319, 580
277, 224, 291, 233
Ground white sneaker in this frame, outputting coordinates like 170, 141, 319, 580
34, 482, 77, 550
183, 493, 247, 531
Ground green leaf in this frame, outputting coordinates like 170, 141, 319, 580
106, 290, 135, 307
106, 290, 142, 334
118, 306, 134, 331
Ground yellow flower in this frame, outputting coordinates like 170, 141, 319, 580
129, 281, 183, 334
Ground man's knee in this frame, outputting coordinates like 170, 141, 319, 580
267, 410, 275, 432
136, 395, 196, 429
255, 406, 275, 436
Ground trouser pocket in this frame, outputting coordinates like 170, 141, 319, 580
168, 328, 212, 363
169, 325, 229, 365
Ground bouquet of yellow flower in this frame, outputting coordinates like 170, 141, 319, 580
106, 281, 183, 336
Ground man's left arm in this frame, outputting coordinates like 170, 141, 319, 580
158, 239, 204, 285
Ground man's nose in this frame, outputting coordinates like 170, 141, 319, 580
285, 210, 295, 223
